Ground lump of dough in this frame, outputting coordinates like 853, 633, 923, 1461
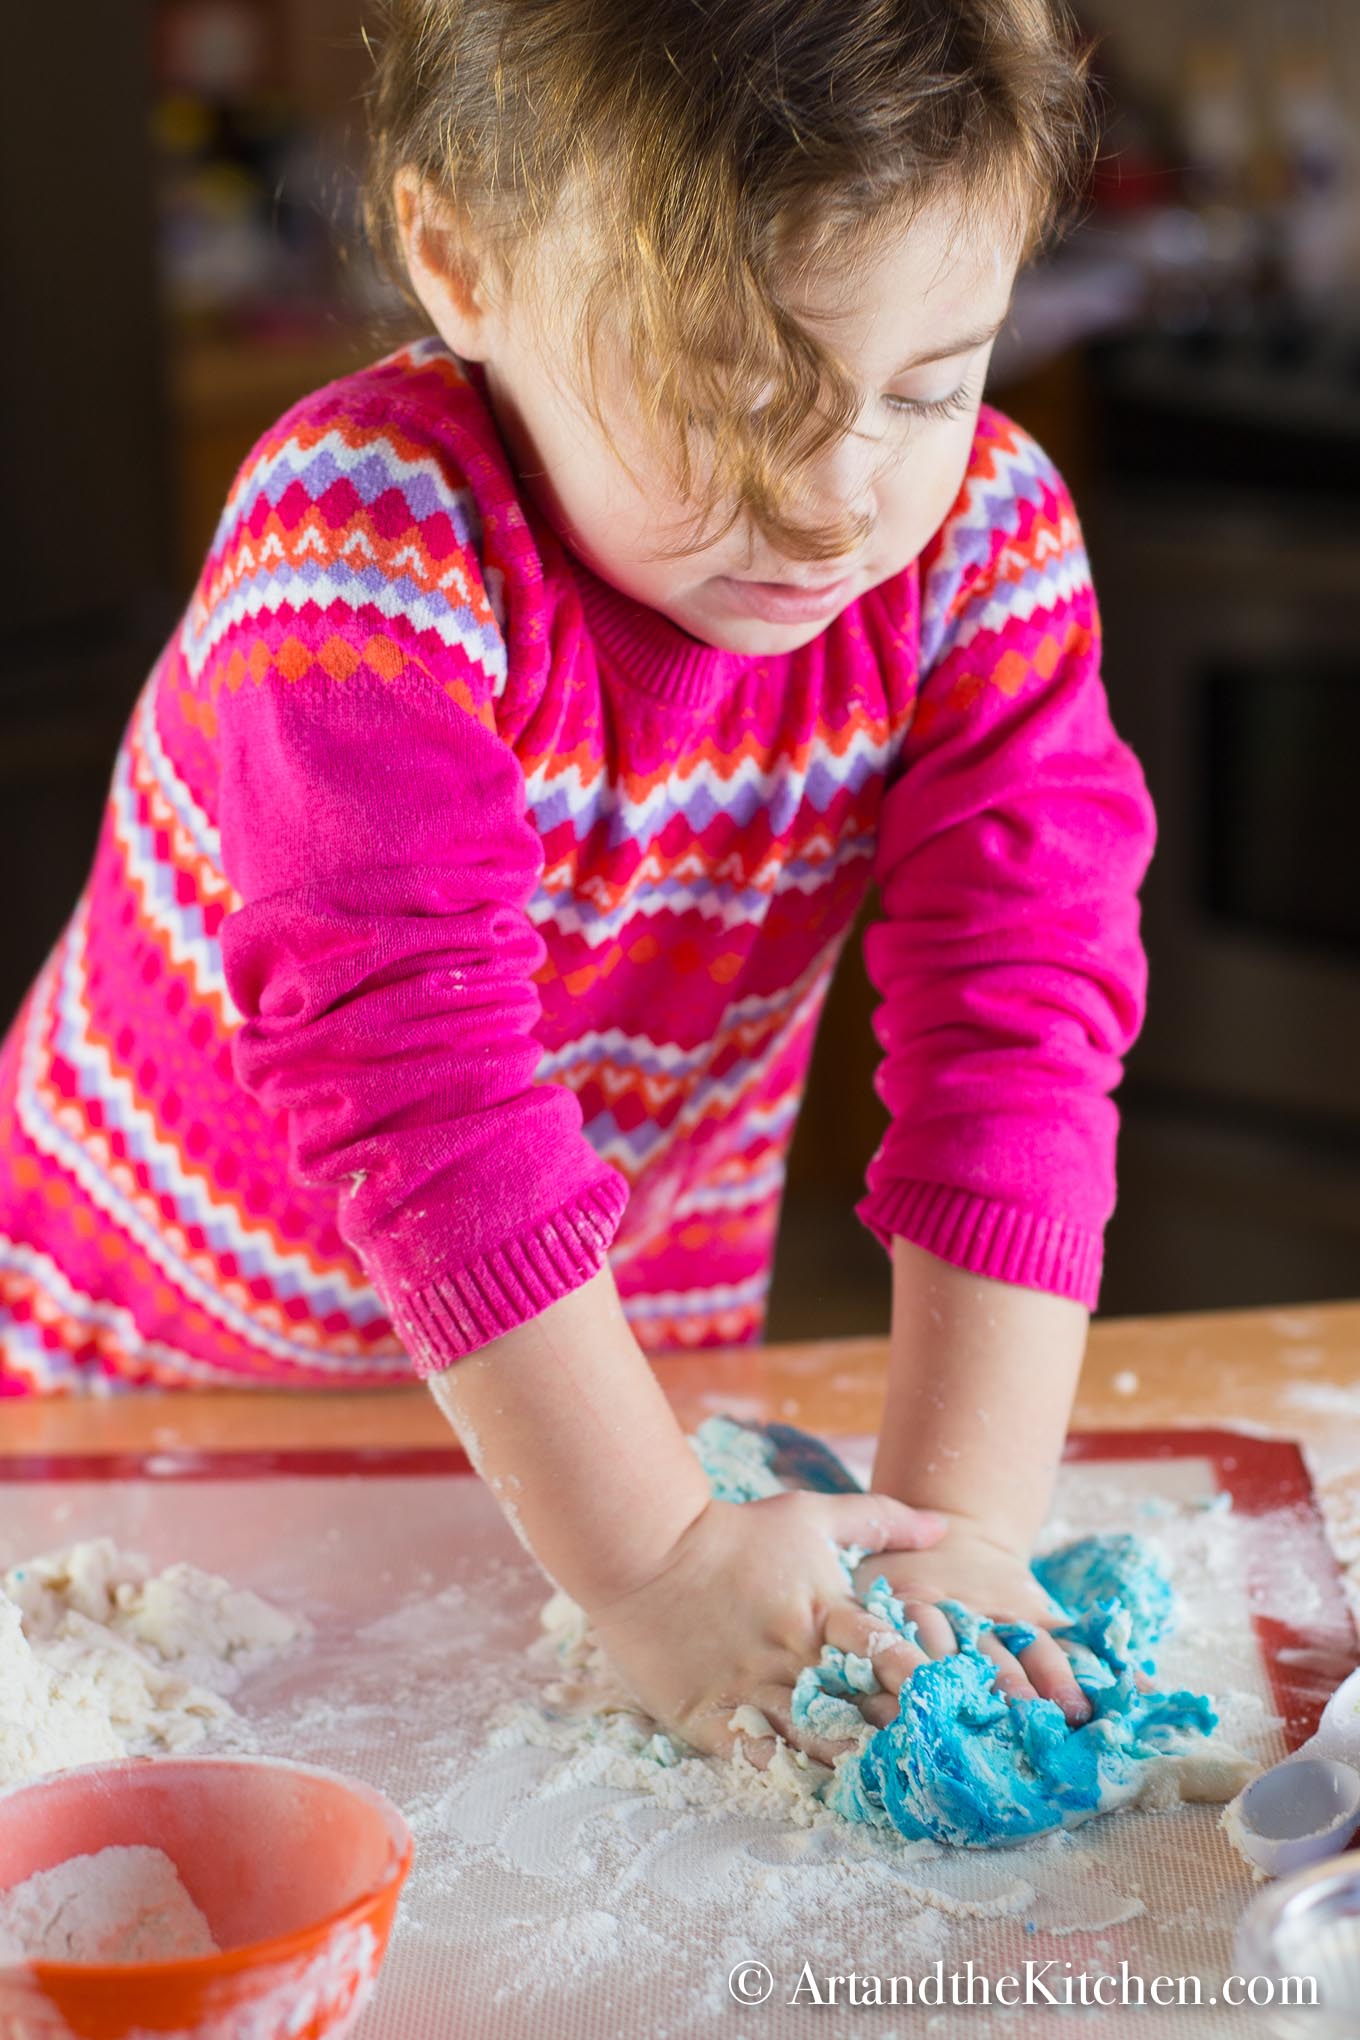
0, 1599, 127, 1784
674, 1418, 1251, 1847
821, 1595, 1234, 1847
5, 1539, 300, 1692
537, 1418, 1252, 1848
0, 1540, 303, 1788
1033, 1534, 1176, 1659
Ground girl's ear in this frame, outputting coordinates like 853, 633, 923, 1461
393, 170, 494, 359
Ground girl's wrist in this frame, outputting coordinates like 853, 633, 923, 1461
569, 1475, 715, 1619
427, 1266, 716, 1605
866, 1486, 1032, 1563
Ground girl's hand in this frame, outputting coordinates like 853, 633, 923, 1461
850, 1514, 1093, 1728
579, 1489, 946, 1766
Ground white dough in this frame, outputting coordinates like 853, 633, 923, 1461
0, 1539, 303, 1788
0, 1846, 218, 1965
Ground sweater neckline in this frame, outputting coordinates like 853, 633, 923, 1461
564, 553, 759, 711
458, 354, 758, 712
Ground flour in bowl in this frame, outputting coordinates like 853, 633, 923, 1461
0, 1846, 217, 1965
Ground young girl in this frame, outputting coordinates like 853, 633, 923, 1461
0, 0, 1155, 1763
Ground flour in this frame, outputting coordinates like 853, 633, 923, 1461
0, 1540, 304, 1786
0, 1846, 217, 1965
403, 1452, 1280, 2002
1283, 1382, 1360, 1420
0, 1452, 1301, 2039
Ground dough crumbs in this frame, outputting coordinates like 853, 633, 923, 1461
0, 1539, 305, 1787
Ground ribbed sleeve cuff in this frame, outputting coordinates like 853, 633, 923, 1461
387, 1175, 630, 1377
856, 1178, 1103, 1311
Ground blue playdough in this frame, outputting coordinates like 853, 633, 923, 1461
690, 1415, 1220, 1850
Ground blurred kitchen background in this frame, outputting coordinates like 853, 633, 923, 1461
2, 0, 1356, 1333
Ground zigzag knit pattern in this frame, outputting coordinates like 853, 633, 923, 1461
0, 339, 1154, 1392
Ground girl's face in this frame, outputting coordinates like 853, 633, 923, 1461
403, 192, 1021, 655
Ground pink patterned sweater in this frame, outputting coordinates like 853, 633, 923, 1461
0, 338, 1156, 1393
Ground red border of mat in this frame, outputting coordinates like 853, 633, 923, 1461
1, 1428, 1353, 1749
1064, 1428, 1358, 1748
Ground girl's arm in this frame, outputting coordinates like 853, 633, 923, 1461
426, 1263, 713, 1607
852, 416, 1157, 1718
208, 396, 946, 1759
212, 400, 628, 1383
861, 1240, 1093, 1725
872, 1237, 1086, 1560
428, 1258, 950, 1761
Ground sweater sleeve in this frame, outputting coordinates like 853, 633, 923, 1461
209, 400, 627, 1374
856, 415, 1157, 1309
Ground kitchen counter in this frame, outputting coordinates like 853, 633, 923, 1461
4, 1297, 1358, 1623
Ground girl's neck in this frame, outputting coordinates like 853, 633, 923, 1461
459, 351, 759, 710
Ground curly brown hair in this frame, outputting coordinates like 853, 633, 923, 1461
363, 0, 1100, 560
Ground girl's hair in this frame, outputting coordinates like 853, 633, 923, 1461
363, 0, 1100, 561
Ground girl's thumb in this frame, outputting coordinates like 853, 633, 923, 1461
824, 1492, 947, 1553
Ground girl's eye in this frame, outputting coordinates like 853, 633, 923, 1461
883, 384, 975, 422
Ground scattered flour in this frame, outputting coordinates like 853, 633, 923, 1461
1282, 1382, 1360, 1420
0, 1455, 1309, 2038
426, 1462, 1283, 1978
0, 1540, 304, 1787
0, 1846, 217, 1965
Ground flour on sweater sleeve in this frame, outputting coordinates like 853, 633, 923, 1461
856, 411, 1157, 1310
206, 396, 627, 1372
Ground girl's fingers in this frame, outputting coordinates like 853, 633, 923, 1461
1017, 1630, 1091, 1724
823, 1602, 929, 1698
739, 1682, 863, 1770
822, 1492, 947, 1555
858, 1689, 902, 1729
974, 1630, 1038, 1702
901, 1599, 958, 1660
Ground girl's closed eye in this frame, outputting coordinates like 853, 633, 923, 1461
883, 383, 978, 423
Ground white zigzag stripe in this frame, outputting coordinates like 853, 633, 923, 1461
49, 907, 389, 1325
529, 838, 872, 947
522, 719, 895, 842
948, 558, 1091, 659
135, 688, 225, 868
589, 956, 831, 1154
621, 1272, 770, 1319
0, 1311, 121, 1394
180, 567, 506, 691
590, 1077, 804, 1175
216, 419, 482, 553
0, 1234, 244, 1388
670, 1163, 788, 1217
109, 745, 233, 1008
534, 948, 835, 1082
14, 924, 405, 1373
921, 434, 1050, 586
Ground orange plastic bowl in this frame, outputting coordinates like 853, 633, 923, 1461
0, 1756, 413, 2039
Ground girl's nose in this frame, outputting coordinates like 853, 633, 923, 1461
799, 427, 879, 540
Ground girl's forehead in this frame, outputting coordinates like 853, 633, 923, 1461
784, 205, 1020, 361
518, 185, 1020, 389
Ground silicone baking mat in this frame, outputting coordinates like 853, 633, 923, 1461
1, 1430, 1355, 2040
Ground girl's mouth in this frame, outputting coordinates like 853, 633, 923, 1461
715, 574, 855, 624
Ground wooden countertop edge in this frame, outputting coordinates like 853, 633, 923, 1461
1, 1299, 1355, 1457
